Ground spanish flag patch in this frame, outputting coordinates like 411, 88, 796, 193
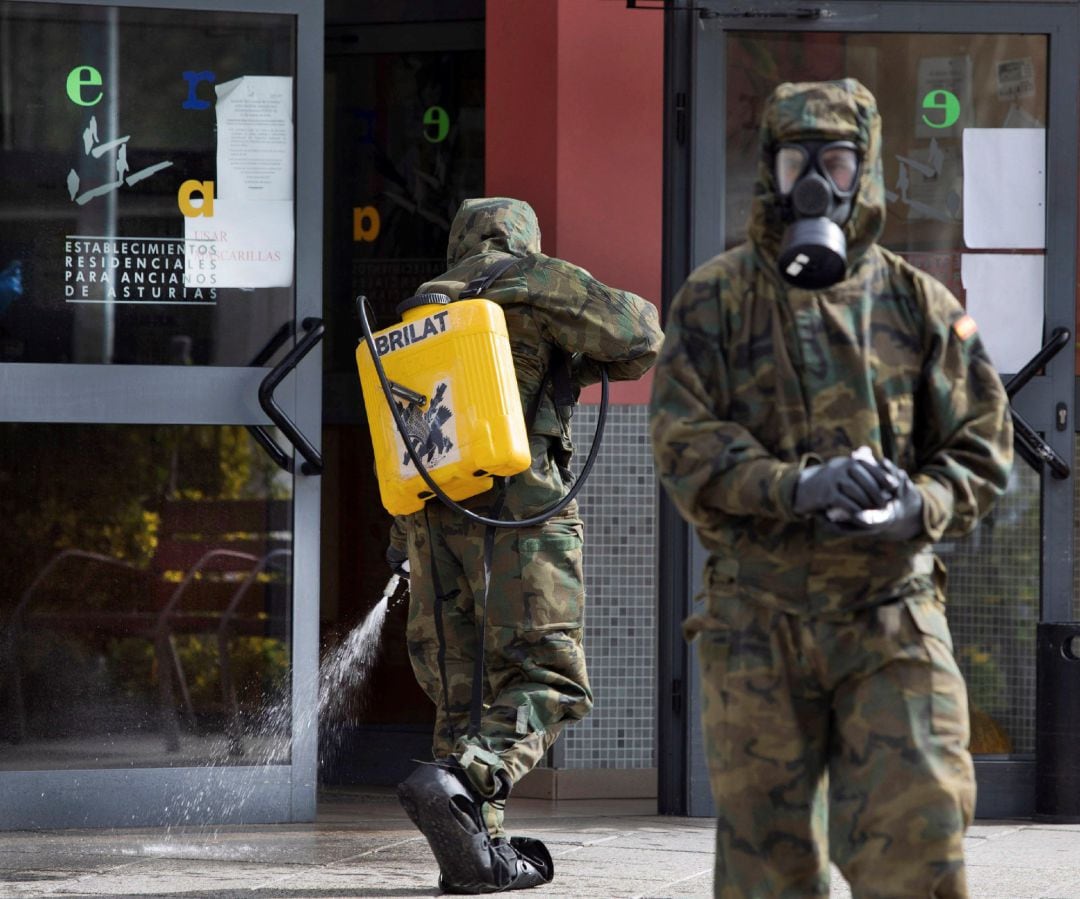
953, 314, 978, 341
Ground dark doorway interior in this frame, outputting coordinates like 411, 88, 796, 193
319, 0, 485, 785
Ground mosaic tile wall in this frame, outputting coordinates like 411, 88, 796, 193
557, 404, 657, 770
939, 462, 1040, 755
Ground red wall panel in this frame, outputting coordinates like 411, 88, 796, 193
486, 1, 663, 404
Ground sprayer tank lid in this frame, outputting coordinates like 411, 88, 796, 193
396, 292, 452, 316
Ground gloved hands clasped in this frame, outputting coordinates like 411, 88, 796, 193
793, 447, 923, 540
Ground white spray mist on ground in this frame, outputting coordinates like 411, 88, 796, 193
153, 576, 403, 845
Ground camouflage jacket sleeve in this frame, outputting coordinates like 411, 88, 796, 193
648, 265, 805, 530
911, 273, 1014, 540
388, 515, 407, 555
528, 256, 662, 384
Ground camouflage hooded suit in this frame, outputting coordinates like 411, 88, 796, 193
390, 197, 661, 837
649, 80, 1013, 897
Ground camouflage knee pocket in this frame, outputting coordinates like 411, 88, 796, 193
487, 514, 585, 632
903, 594, 970, 741
482, 514, 593, 724
487, 625, 593, 727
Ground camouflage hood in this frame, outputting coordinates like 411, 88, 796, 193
446, 197, 542, 266
749, 78, 885, 277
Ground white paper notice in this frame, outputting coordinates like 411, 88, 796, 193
215, 76, 294, 201
182, 75, 295, 289
961, 253, 1044, 373
963, 128, 1045, 249
184, 199, 294, 289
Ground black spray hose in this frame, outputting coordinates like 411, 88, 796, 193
357, 294, 608, 529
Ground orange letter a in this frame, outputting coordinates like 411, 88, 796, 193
178, 180, 215, 217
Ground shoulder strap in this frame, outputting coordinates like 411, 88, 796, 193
458, 254, 523, 300
522, 348, 576, 434
548, 349, 576, 421
461, 253, 577, 431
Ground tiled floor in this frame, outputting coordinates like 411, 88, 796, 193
1, 789, 1080, 898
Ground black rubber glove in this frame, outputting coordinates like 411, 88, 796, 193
829, 458, 924, 541
793, 455, 897, 518
386, 544, 410, 580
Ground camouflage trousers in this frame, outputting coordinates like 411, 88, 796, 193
403, 500, 593, 838
688, 590, 974, 899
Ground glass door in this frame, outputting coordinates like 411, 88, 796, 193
0, 0, 324, 827
678, 0, 1077, 818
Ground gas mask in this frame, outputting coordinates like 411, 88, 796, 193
774, 140, 860, 289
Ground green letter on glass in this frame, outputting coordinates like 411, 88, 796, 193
67, 65, 103, 107
423, 106, 450, 143
921, 89, 960, 129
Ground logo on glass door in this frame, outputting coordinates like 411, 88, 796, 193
66, 114, 174, 207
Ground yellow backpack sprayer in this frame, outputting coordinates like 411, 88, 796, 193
356, 291, 532, 516
354, 255, 609, 529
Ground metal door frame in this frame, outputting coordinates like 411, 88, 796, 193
0, 0, 324, 827
660, 0, 1079, 818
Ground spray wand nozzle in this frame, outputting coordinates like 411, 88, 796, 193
384, 559, 410, 610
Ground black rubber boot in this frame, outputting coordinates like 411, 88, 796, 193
397, 760, 555, 893
438, 836, 555, 894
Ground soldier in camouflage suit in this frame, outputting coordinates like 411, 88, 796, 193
391, 197, 661, 892
649, 80, 1013, 897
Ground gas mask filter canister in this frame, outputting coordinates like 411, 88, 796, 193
775, 140, 860, 290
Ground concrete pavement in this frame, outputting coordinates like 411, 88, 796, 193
1, 789, 1079, 897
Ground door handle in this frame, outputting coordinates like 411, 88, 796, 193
254, 317, 324, 476
1012, 411, 1070, 479
1005, 327, 1070, 398
246, 321, 295, 472
1005, 327, 1071, 479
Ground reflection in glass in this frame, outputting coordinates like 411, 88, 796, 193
323, 36, 484, 382
0, 425, 293, 770
938, 464, 1039, 755
725, 32, 1047, 259
0, 4, 296, 365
